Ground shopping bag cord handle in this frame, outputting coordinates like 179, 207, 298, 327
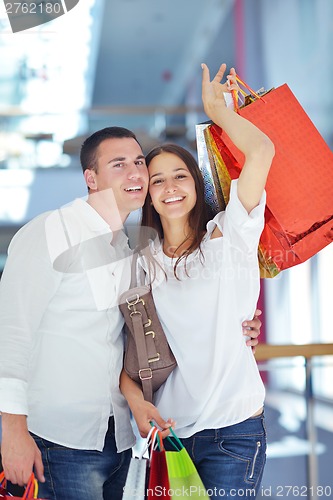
22, 472, 38, 499
236, 75, 265, 101
163, 427, 182, 452
149, 422, 183, 452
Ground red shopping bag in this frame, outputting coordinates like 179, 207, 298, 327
0, 472, 45, 499
197, 75, 333, 278
146, 427, 209, 499
147, 429, 171, 499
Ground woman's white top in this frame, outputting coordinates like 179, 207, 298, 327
140, 180, 266, 438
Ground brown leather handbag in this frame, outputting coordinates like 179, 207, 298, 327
119, 252, 177, 403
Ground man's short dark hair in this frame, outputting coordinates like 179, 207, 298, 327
80, 127, 141, 173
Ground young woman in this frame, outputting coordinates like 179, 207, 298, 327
120, 62, 275, 498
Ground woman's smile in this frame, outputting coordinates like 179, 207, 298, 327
163, 195, 185, 204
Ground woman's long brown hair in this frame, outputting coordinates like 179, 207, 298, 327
141, 144, 214, 278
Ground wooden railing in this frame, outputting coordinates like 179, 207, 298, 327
255, 343, 333, 361
255, 343, 333, 500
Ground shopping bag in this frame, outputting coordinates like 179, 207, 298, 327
0, 472, 45, 499
196, 75, 333, 278
122, 457, 147, 500
147, 428, 171, 499
165, 429, 209, 499
1, 472, 8, 497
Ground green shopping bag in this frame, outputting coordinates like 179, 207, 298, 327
165, 429, 209, 499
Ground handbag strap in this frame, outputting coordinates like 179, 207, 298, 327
130, 248, 148, 288
131, 311, 154, 402
130, 250, 139, 288
128, 248, 158, 402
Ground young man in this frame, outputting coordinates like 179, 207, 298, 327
0, 127, 262, 499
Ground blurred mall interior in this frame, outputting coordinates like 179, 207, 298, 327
0, 1, 333, 498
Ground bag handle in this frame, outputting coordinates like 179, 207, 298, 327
232, 73, 267, 112
23, 473, 39, 499
0, 471, 38, 498
138, 425, 160, 459
148, 424, 183, 453
137, 426, 164, 468
151, 427, 164, 452
167, 427, 183, 451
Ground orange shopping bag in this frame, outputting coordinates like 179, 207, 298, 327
196, 76, 333, 278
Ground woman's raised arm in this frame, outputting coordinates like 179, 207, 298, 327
201, 62, 275, 213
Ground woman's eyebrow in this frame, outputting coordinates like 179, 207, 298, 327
150, 172, 162, 179
150, 167, 187, 179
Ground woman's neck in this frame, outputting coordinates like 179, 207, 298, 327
161, 218, 194, 257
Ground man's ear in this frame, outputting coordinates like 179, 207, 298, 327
84, 168, 97, 191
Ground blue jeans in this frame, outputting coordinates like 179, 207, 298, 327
166, 412, 266, 499
31, 417, 131, 500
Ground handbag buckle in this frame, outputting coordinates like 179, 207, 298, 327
148, 353, 160, 363
126, 295, 145, 307
127, 295, 146, 318
139, 368, 153, 380
130, 310, 142, 318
